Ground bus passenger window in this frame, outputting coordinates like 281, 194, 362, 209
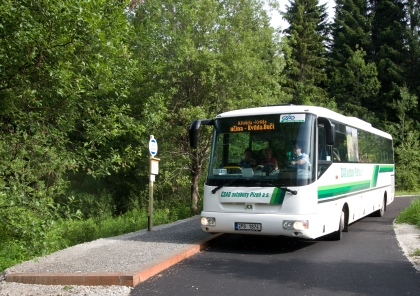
318, 125, 329, 160
334, 131, 346, 162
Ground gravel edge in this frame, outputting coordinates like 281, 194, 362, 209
393, 222, 420, 272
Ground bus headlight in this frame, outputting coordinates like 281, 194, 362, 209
201, 217, 216, 227
283, 220, 309, 231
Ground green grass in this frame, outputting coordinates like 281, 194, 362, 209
410, 248, 420, 257
395, 195, 420, 228
396, 190, 420, 197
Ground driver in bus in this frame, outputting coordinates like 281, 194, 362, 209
290, 143, 311, 185
290, 143, 310, 169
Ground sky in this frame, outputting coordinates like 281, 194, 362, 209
267, 0, 336, 30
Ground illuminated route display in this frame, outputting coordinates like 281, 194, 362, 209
229, 119, 276, 132
216, 114, 307, 134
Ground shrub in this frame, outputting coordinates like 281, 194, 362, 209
395, 198, 420, 227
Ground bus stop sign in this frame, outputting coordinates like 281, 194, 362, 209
149, 136, 158, 157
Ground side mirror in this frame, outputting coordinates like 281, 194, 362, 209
189, 119, 214, 148
318, 117, 335, 145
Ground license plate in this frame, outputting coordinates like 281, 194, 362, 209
234, 222, 262, 231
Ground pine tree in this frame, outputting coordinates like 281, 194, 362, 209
329, 47, 380, 121
329, 0, 372, 69
369, 0, 408, 121
406, 0, 420, 110
328, 0, 379, 119
282, 0, 330, 105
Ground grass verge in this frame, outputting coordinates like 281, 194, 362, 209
395, 193, 420, 228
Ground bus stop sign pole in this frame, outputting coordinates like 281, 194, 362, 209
148, 135, 159, 231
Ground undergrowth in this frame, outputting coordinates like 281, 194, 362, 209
395, 197, 420, 227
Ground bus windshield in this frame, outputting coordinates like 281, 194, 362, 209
208, 113, 316, 187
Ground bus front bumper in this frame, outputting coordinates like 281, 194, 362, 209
200, 212, 320, 239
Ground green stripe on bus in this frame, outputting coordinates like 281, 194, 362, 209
379, 165, 394, 173
318, 180, 371, 199
318, 164, 394, 200
371, 165, 379, 187
270, 188, 286, 204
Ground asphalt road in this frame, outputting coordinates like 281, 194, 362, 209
131, 196, 420, 296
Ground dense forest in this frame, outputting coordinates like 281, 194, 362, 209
1, 0, 419, 268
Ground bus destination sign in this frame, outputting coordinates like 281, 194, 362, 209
230, 119, 275, 132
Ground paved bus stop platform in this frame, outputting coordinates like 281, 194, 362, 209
5, 217, 224, 287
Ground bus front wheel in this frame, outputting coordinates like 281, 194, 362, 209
330, 210, 345, 241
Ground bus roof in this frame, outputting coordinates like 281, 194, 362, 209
215, 105, 392, 140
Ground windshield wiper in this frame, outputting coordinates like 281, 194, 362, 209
280, 187, 298, 195
211, 178, 242, 194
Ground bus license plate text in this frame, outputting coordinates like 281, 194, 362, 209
235, 222, 261, 231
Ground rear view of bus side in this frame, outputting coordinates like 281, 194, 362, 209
189, 105, 395, 240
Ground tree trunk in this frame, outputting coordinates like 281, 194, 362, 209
190, 147, 202, 215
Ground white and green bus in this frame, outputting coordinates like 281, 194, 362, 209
189, 105, 395, 240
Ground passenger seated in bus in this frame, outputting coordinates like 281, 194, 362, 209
239, 148, 257, 168
260, 147, 278, 170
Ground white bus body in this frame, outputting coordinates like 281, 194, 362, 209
190, 105, 395, 240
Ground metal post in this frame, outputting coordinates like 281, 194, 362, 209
148, 135, 159, 232
148, 173, 154, 231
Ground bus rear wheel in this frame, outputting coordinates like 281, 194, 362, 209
373, 197, 386, 217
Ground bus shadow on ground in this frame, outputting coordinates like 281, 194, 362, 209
209, 234, 316, 255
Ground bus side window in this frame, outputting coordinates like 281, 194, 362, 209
333, 148, 341, 162
334, 130, 346, 162
318, 125, 327, 160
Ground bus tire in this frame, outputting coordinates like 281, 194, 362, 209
373, 196, 386, 217
330, 210, 345, 241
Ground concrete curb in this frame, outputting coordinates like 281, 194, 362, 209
6, 233, 225, 287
